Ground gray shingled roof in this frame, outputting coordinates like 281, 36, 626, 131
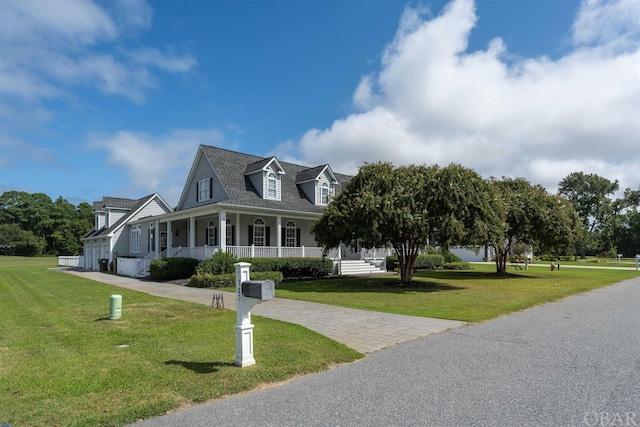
101, 197, 139, 209
200, 145, 352, 214
244, 157, 273, 175
84, 194, 157, 239
296, 165, 327, 183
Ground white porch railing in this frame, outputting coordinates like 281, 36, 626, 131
58, 256, 84, 267
136, 252, 157, 277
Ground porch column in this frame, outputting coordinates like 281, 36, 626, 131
277, 215, 282, 258
167, 221, 173, 249
154, 219, 160, 254
219, 210, 227, 252
189, 216, 195, 249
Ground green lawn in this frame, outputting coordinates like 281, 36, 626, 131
273, 264, 639, 322
0, 256, 361, 427
531, 257, 638, 269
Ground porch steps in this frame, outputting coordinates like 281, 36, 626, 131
339, 260, 388, 276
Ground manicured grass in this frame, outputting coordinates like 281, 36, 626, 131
533, 258, 638, 268
273, 264, 639, 323
0, 256, 361, 427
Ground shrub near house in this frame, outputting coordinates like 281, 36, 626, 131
150, 257, 200, 281
386, 254, 445, 271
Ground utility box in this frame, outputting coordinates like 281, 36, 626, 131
109, 294, 122, 320
242, 280, 275, 301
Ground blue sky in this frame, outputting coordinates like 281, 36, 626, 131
1, 0, 638, 207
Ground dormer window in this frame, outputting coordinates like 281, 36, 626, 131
320, 183, 330, 205
267, 172, 278, 199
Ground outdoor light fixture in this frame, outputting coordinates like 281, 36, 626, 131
175, 229, 179, 237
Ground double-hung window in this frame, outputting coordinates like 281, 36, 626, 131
226, 218, 233, 246
285, 221, 296, 247
320, 183, 330, 205
131, 226, 141, 253
197, 178, 211, 202
207, 220, 216, 246
266, 172, 277, 199
253, 218, 265, 246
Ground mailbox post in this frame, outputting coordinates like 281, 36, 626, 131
234, 262, 275, 367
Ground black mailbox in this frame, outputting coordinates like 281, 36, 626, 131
242, 280, 275, 301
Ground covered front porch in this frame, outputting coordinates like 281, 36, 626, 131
121, 206, 327, 277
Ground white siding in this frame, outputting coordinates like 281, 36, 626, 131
112, 227, 128, 258
108, 208, 129, 227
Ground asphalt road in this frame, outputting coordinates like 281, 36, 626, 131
132, 277, 640, 427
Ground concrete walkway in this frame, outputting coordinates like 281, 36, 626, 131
61, 269, 466, 354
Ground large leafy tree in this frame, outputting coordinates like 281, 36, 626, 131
610, 186, 640, 257
0, 224, 46, 256
0, 191, 93, 255
427, 163, 496, 252
558, 172, 619, 257
312, 162, 492, 284
490, 178, 582, 274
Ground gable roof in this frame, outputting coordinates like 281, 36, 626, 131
244, 156, 285, 175
296, 164, 339, 184
194, 145, 351, 214
83, 193, 171, 240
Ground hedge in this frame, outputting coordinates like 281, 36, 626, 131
442, 262, 472, 270
188, 271, 284, 288
385, 254, 445, 271
150, 257, 200, 281
237, 257, 333, 278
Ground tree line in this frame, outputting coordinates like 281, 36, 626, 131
312, 164, 639, 283
0, 191, 94, 256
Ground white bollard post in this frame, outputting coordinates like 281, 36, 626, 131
636, 255, 639, 271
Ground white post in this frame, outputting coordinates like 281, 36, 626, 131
277, 215, 282, 258
189, 217, 195, 249
167, 221, 173, 251
234, 262, 256, 367
251, 244, 255, 258
636, 255, 639, 271
302, 245, 305, 258
154, 219, 160, 254
219, 210, 227, 252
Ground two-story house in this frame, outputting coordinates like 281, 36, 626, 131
92, 145, 385, 277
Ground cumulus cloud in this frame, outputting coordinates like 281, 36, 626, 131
90, 129, 225, 205
286, 0, 640, 194
0, 0, 196, 104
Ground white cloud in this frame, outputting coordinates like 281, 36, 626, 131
0, 0, 196, 104
573, 0, 640, 50
290, 0, 640, 194
90, 129, 225, 205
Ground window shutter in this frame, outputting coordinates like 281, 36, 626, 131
248, 226, 253, 245
214, 227, 218, 246
231, 226, 235, 245
196, 181, 200, 202
296, 229, 301, 247
265, 226, 271, 246
209, 177, 213, 199
281, 228, 286, 246
204, 228, 208, 246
